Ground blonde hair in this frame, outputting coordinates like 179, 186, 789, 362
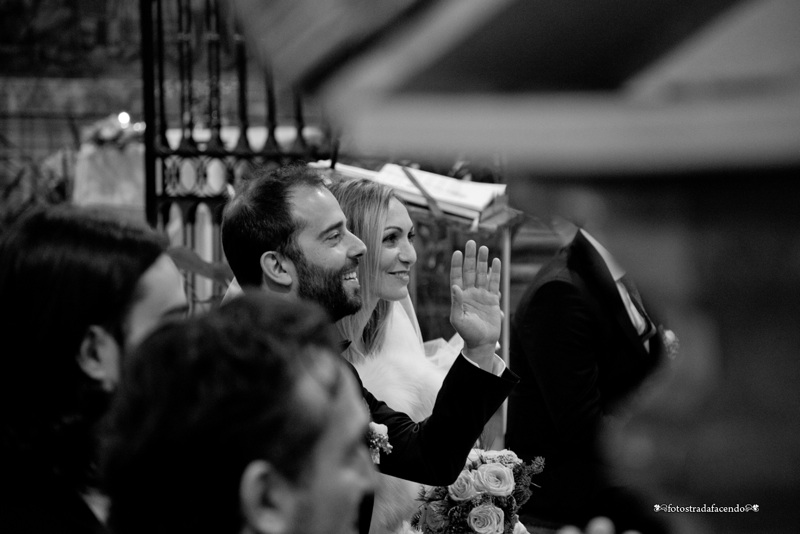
328, 179, 402, 362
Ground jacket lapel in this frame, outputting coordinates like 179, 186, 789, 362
567, 231, 651, 359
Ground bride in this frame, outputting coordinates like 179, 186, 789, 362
328, 179, 462, 534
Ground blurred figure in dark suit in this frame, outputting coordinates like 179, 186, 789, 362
506, 223, 671, 533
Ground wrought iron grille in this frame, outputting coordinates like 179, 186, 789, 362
139, 0, 332, 311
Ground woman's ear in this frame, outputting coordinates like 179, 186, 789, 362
76, 325, 122, 392
260, 251, 294, 288
240, 460, 300, 534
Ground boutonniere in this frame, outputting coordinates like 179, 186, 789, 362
659, 326, 680, 359
367, 422, 392, 464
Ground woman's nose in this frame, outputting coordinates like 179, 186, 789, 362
399, 241, 417, 265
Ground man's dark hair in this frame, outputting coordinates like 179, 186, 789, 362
0, 205, 167, 489
100, 292, 344, 534
221, 163, 326, 287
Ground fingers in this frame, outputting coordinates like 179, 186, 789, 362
450, 249, 464, 289
475, 245, 489, 289
488, 257, 501, 294
450, 284, 463, 314
462, 240, 477, 288
452, 240, 501, 292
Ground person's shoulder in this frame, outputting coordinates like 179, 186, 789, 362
516, 260, 576, 309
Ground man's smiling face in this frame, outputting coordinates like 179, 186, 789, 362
288, 185, 367, 321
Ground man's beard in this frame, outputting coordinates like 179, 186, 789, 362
293, 253, 362, 321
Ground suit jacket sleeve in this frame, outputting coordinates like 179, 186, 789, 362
362, 355, 517, 486
516, 280, 605, 453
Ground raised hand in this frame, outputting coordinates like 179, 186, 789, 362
450, 240, 502, 370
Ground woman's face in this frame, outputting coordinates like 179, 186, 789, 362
375, 198, 417, 302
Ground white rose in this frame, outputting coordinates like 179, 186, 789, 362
513, 521, 529, 534
475, 463, 515, 497
466, 448, 484, 468
483, 449, 521, 466
499, 449, 521, 465
482, 450, 501, 459
468, 503, 505, 534
447, 470, 482, 501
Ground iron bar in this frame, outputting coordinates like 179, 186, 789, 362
205, 0, 224, 154
177, 0, 196, 151
262, 67, 279, 155
291, 89, 308, 154
155, 0, 169, 151
140, 0, 158, 227
141, 0, 332, 310
233, 26, 251, 154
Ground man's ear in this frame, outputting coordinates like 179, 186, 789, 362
76, 325, 121, 392
240, 459, 300, 534
260, 251, 294, 288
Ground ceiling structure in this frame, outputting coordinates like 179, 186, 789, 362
235, 0, 800, 175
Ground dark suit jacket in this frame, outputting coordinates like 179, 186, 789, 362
506, 231, 665, 532
0, 460, 108, 534
349, 354, 518, 533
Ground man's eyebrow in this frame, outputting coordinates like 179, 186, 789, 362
318, 219, 345, 239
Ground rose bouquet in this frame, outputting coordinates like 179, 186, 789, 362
408, 449, 544, 534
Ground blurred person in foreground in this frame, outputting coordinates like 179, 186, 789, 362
221, 163, 517, 533
0, 206, 187, 533
100, 292, 376, 534
506, 221, 672, 533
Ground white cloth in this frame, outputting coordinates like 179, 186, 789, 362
355, 297, 452, 534
355, 296, 452, 423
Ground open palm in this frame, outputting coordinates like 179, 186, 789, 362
450, 240, 502, 350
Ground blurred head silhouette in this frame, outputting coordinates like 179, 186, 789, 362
101, 292, 376, 534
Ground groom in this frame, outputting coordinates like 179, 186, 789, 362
221, 163, 518, 533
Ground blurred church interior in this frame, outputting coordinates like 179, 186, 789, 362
2, 1, 799, 532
